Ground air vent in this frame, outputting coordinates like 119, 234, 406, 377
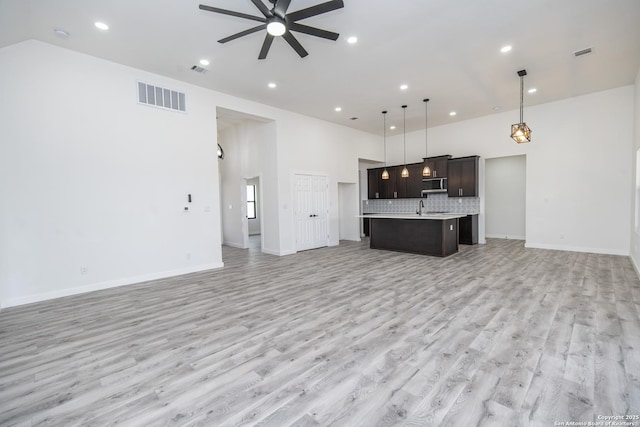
137, 81, 186, 112
191, 65, 207, 73
574, 47, 592, 57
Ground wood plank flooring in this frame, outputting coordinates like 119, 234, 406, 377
1, 239, 639, 426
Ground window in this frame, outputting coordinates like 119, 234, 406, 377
247, 184, 256, 219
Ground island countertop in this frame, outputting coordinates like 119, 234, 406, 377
359, 212, 470, 220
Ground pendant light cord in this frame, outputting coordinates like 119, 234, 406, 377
402, 105, 407, 166
383, 111, 387, 167
520, 75, 524, 123
423, 98, 429, 156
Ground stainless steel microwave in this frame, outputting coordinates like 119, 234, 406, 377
421, 177, 447, 195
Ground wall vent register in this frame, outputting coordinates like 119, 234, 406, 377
137, 81, 186, 112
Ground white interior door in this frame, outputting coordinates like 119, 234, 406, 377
294, 174, 328, 251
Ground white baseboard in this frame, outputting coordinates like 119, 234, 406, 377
1, 262, 224, 309
631, 252, 640, 280
262, 247, 296, 256
524, 242, 629, 256
223, 241, 244, 249
485, 234, 526, 241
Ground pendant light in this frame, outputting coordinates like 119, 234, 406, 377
511, 69, 532, 143
422, 98, 431, 177
401, 105, 409, 178
381, 111, 390, 180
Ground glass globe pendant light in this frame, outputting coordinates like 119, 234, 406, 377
511, 69, 532, 143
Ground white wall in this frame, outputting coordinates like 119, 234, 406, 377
0, 41, 223, 307
219, 126, 245, 248
0, 41, 382, 306
631, 68, 640, 273
485, 155, 526, 240
338, 183, 360, 241
384, 86, 634, 255
276, 115, 382, 252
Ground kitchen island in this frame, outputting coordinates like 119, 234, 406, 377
360, 213, 468, 257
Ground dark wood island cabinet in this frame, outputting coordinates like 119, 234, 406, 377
361, 213, 467, 257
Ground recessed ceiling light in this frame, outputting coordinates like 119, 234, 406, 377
528, 88, 537, 94
347, 36, 358, 44
53, 28, 69, 38
500, 45, 512, 53
335, 107, 342, 112
390, 125, 396, 130
400, 84, 408, 90
268, 82, 277, 88
94, 22, 109, 31
199, 59, 210, 66
449, 111, 457, 116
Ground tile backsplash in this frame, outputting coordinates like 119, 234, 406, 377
363, 193, 480, 214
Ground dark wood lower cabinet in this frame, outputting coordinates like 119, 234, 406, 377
459, 214, 478, 245
363, 218, 370, 236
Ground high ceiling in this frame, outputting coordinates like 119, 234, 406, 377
1, 0, 639, 135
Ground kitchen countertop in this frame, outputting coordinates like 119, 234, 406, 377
359, 212, 470, 220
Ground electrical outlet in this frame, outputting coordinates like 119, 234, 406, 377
80, 267, 88, 275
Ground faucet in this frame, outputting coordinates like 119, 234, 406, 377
417, 200, 424, 215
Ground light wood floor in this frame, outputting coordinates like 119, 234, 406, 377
1, 239, 639, 426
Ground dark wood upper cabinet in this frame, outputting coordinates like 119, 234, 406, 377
423, 155, 452, 178
406, 163, 424, 198
447, 156, 479, 197
394, 166, 407, 198
381, 166, 398, 199
367, 168, 381, 199
368, 155, 478, 199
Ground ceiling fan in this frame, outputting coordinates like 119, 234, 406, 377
199, 0, 344, 59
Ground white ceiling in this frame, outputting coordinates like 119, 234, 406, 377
1, 0, 639, 135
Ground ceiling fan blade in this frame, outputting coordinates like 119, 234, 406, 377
288, 22, 339, 40
258, 34, 275, 59
218, 24, 267, 43
282, 31, 309, 58
286, 0, 344, 22
250, 0, 272, 18
274, 0, 292, 18
199, 4, 266, 23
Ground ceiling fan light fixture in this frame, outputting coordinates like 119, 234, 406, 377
266, 17, 286, 36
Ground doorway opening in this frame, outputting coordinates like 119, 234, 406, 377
245, 176, 262, 250
217, 107, 275, 259
484, 155, 526, 240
